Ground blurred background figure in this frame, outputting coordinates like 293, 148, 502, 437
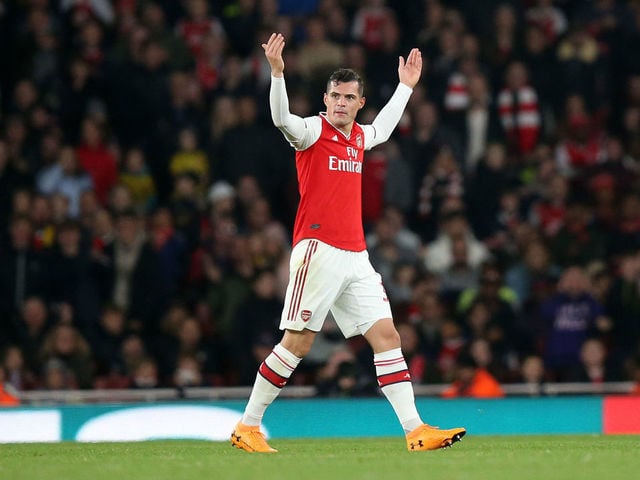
0, 366, 20, 406
537, 266, 611, 382
441, 350, 505, 398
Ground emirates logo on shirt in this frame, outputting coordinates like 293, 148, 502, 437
300, 310, 312, 321
328, 156, 362, 173
328, 146, 362, 173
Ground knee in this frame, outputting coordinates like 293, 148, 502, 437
381, 328, 401, 348
364, 318, 402, 352
280, 330, 316, 358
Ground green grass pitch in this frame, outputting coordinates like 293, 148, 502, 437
2, 435, 639, 480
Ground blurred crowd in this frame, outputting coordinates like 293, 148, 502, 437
1, 0, 640, 399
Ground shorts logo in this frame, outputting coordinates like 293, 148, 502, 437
300, 310, 312, 322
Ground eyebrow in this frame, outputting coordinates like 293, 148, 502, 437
329, 92, 358, 98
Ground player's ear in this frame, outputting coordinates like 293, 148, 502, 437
358, 96, 366, 110
323, 92, 328, 107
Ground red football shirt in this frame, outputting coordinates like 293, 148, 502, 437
293, 116, 366, 251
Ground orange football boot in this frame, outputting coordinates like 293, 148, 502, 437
231, 422, 277, 453
406, 424, 466, 451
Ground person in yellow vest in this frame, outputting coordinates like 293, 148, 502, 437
119, 148, 157, 213
169, 127, 209, 196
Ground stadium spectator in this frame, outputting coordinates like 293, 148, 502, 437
550, 196, 606, 268
129, 356, 160, 389
92, 209, 167, 336
537, 266, 611, 381
528, 172, 569, 238
608, 193, 640, 258
1, 345, 36, 392
571, 337, 621, 383
0, 215, 50, 330
415, 146, 465, 237
119, 147, 157, 214
447, 71, 503, 174
521, 24, 557, 121
606, 250, 640, 364
297, 16, 344, 81
29, 194, 56, 250
484, 4, 522, 75
48, 219, 100, 331
170, 127, 209, 196
516, 354, 546, 392
120, 333, 150, 383
175, 0, 225, 59
167, 172, 202, 249
497, 61, 541, 156
149, 207, 189, 297
368, 213, 418, 284
108, 183, 135, 219
457, 261, 520, 355
438, 234, 480, 301
555, 25, 608, 114
139, 1, 191, 72
525, 0, 568, 44
423, 210, 490, 276
39, 323, 94, 389
75, 117, 118, 205
505, 239, 560, 311
172, 353, 205, 388
554, 95, 606, 177
466, 142, 513, 242
407, 291, 447, 357
351, 0, 395, 52
0, 366, 20, 406
91, 304, 130, 389
441, 350, 505, 398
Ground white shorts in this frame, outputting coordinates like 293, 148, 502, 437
280, 239, 392, 338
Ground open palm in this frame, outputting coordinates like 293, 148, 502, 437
398, 48, 423, 89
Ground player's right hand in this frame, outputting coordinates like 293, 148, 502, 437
262, 32, 285, 78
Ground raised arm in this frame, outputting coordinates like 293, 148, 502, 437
262, 33, 319, 150
364, 49, 423, 150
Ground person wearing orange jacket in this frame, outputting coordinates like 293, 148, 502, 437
0, 367, 20, 407
441, 352, 505, 398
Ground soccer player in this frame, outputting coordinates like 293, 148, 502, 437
231, 33, 466, 453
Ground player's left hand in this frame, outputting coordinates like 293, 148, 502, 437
398, 48, 423, 89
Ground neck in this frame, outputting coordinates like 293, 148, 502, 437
322, 113, 353, 136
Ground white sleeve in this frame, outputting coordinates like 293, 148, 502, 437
270, 76, 321, 151
362, 83, 413, 150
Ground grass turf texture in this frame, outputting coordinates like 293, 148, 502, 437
2, 436, 639, 480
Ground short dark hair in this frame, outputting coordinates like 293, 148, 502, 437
327, 68, 364, 96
